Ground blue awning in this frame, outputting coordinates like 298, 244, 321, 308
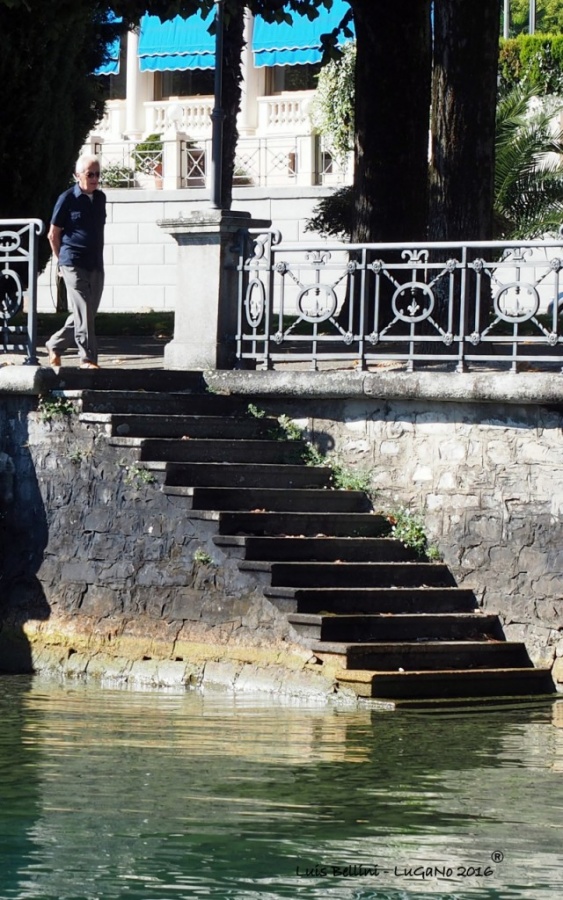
252, 0, 354, 68
95, 12, 122, 76
138, 10, 216, 72
96, 36, 121, 75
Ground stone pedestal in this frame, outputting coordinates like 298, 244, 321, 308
159, 209, 271, 370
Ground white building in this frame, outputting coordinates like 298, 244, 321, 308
37, 3, 354, 313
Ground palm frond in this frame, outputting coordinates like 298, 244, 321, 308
494, 85, 563, 239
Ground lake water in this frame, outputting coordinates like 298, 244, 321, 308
0, 675, 562, 900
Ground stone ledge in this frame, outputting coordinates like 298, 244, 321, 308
15, 619, 356, 703
204, 369, 563, 406
0, 364, 57, 395
2, 363, 563, 406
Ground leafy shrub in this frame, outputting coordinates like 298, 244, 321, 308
102, 162, 135, 188
499, 35, 563, 96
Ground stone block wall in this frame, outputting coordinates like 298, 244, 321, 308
0, 398, 320, 689
36, 186, 332, 314
262, 395, 563, 673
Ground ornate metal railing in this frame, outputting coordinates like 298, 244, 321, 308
236, 231, 563, 372
0, 219, 44, 364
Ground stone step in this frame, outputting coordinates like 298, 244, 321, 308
288, 612, 501, 643
136, 438, 306, 465
314, 640, 532, 671
335, 667, 553, 700
214, 535, 416, 562
51, 368, 205, 392
162, 462, 332, 490
80, 390, 250, 417
263, 586, 478, 615
218, 511, 393, 537
166, 486, 371, 514
242, 560, 456, 588
103, 413, 280, 440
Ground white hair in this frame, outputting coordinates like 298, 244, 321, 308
75, 154, 100, 174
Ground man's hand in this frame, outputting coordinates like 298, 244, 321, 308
48, 224, 63, 260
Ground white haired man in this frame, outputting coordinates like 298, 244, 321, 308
46, 154, 106, 369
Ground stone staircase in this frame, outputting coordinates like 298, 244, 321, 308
66, 370, 554, 702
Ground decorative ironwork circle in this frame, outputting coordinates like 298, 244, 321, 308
391, 281, 435, 323
0, 231, 21, 253
244, 278, 265, 327
296, 284, 338, 323
494, 282, 540, 322
0, 268, 23, 320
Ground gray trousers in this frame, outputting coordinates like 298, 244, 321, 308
47, 266, 104, 364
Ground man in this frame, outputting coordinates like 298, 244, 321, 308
46, 154, 106, 369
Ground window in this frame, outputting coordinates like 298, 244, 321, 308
156, 69, 215, 99
266, 64, 321, 94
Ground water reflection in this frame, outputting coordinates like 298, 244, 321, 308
0, 676, 562, 900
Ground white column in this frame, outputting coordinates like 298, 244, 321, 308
238, 12, 264, 136
503, 0, 510, 38
162, 130, 188, 189
125, 29, 141, 137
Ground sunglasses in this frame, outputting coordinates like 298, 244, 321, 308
85, 172, 101, 179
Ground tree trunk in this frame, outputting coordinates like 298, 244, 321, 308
429, 0, 501, 241
349, 0, 432, 243
220, 4, 245, 210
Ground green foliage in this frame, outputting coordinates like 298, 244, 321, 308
494, 84, 563, 238
274, 418, 376, 497
193, 548, 213, 565
37, 393, 75, 423
499, 35, 563, 95
302, 442, 325, 467
121, 462, 156, 487
330, 461, 373, 495
387, 508, 441, 560
274, 414, 304, 442
247, 403, 266, 419
102, 162, 135, 188
509, 0, 563, 36
310, 40, 356, 166
387, 508, 429, 556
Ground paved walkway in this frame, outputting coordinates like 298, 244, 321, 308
1, 335, 167, 371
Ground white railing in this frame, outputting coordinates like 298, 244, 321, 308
144, 98, 214, 138
90, 90, 351, 189
236, 231, 563, 372
257, 92, 314, 134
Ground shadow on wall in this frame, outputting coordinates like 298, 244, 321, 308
0, 406, 50, 674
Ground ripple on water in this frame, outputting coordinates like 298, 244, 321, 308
0, 676, 562, 900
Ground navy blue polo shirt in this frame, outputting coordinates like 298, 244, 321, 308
51, 184, 106, 271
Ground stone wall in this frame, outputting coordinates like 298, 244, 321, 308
1, 380, 562, 692
0, 398, 329, 694
256, 392, 563, 677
